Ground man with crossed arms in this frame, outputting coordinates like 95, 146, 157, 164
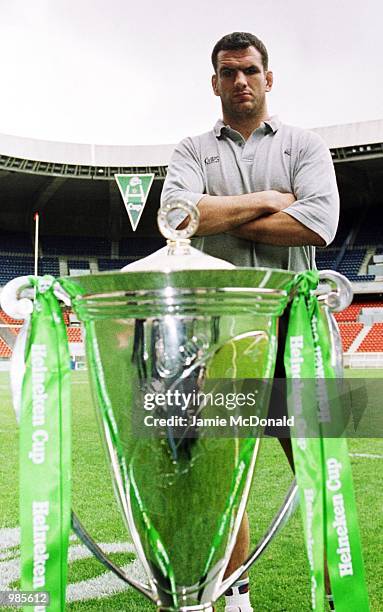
161, 31, 339, 612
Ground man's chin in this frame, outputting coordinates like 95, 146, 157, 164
232, 101, 257, 113
232, 105, 258, 117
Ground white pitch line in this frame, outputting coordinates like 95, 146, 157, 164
349, 452, 383, 459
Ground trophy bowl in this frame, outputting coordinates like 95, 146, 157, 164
0, 198, 362, 611
61, 266, 295, 611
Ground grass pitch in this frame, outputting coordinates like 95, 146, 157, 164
0, 369, 382, 611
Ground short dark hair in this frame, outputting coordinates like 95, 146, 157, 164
211, 32, 268, 72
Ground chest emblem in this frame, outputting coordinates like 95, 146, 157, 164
204, 156, 220, 165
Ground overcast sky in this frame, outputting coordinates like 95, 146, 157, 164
0, 0, 382, 146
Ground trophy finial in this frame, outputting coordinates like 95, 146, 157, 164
157, 200, 200, 242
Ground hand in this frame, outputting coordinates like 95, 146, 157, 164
260, 190, 296, 214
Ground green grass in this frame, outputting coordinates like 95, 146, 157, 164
0, 369, 382, 611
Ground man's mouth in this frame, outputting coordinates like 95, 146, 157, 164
234, 93, 252, 101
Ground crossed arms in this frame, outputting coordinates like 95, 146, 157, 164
161, 131, 339, 248
188, 191, 326, 246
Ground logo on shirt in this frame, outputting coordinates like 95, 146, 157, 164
204, 156, 220, 165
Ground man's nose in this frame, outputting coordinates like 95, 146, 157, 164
234, 71, 247, 88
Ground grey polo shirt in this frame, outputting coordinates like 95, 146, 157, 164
160, 116, 339, 271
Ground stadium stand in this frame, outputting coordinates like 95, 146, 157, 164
0, 310, 22, 327
334, 304, 363, 322
337, 322, 364, 352
316, 248, 376, 282
358, 323, 383, 352
63, 311, 70, 325
0, 337, 12, 358
67, 327, 82, 342
98, 258, 127, 271
337, 248, 375, 282
0, 255, 35, 285
0, 120, 382, 368
42, 235, 111, 257
315, 249, 339, 271
40, 257, 60, 276
0, 231, 32, 253
119, 236, 165, 257
67, 259, 90, 271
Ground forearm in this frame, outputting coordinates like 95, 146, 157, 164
229, 211, 326, 246
192, 191, 294, 236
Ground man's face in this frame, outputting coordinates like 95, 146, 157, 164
212, 46, 273, 119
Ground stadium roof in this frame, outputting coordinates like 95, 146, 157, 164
0, 119, 382, 169
0, 132, 174, 168
312, 119, 383, 149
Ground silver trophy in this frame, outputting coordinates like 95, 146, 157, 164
65, 201, 302, 611
1, 201, 352, 611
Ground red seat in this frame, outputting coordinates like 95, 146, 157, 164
338, 322, 363, 351
358, 323, 383, 352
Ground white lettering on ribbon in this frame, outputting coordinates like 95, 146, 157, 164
28, 345, 49, 464
32, 501, 50, 588
326, 458, 354, 577
289, 335, 307, 448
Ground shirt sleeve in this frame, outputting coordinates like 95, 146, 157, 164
160, 137, 206, 228
283, 130, 339, 246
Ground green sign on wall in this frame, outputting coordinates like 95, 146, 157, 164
115, 173, 154, 231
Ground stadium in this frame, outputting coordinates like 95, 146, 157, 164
0, 118, 382, 611
0, 120, 382, 365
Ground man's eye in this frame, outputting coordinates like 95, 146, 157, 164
221, 69, 233, 77
244, 67, 258, 75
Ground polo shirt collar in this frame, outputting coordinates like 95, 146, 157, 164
213, 115, 281, 138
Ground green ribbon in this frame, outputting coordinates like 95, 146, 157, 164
284, 271, 325, 610
19, 276, 71, 611
284, 271, 369, 611
312, 299, 369, 611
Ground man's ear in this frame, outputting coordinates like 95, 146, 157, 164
265, 70, 273, 92
212, 74, 219, 96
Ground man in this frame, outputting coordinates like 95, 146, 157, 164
161, 32, 339, 612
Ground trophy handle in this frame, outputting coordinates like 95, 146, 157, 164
71, 511, 156, 602
216, 479, 299, 598
0, 275, 34, 318
316, 269, 353, 311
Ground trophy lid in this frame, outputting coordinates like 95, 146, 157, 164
121, 244, 235, 272
121, 201, 234, 272
59, 200, 295, 301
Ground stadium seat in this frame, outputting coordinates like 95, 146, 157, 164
40, 257, 60, 276
334, 304, 362, 322
68, 259, 90, 270
67, 327, 82, 342
315, 248, 339, 270
0, 231, 32, 253
0, 310, 23, 326
0, 337, 12, 358
119, 236, 165, 257
42, 235, 111, 257
98, 258, 128, 271
338, 322, 363, 351
358, 323, 383, 352
337, 248, 375, 282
